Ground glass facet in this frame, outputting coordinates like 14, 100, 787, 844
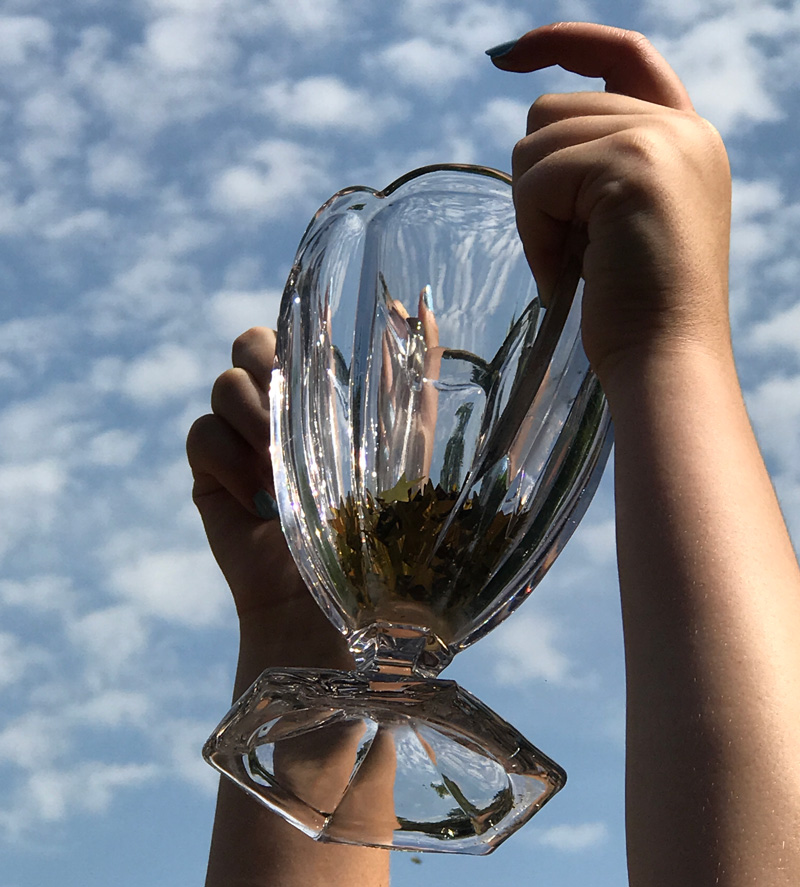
204, 669, 564, 854
204, 164, 612, 854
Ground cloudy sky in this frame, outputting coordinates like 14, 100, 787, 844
2, 0, 799, 884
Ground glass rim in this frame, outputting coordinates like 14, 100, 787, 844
320, 163, 512, 206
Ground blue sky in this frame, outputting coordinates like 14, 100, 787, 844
1, 1, 799, 885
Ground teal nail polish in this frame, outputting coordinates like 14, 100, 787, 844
485, 39, 519, 59
421, 284, 433, 311
254, 489, 280, 521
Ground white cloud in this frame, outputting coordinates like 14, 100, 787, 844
576, 517, 616, 566
157, 717, 220, 793
146, 0, 357, 38
0, 632, 48, 689
119, 342, 206, 406
645, 0, 777, 26
116, 456, 199, 534
66, 690, 151, 728
87, 142, 151, 198
0, 459, 67, 560
21, 88, 85, 137
144, 13, 236, 73
745, 374, 800, 474
68, 605, 150, 675
725, 178, 800, 336
535, 820, 608, 851
263, 76, 406, 132
210, 139, 329, 217
749, 302, 800, 355
374, 38, 469, 93
68, 30, 226, 138
398, 0, 528, 54
12, 762, 159, 827
264, 0, 355, 37
109, 548, 228, 627
0, 574, 76, 615
206, 288, 283, 341
83, 429, 144, 467
0, 391, 86, 461
730, 178, 786, 268
19, 87, 88, 176
144, 0, 228, 11
0, 186, 61, 236
0, 711, 72, 771
732, 177, 783, 220
373, 2, 529, 95
43, 207, 113, 240
0, 15, 54, 66
479, 97, 529, 148
486, 610, 579, 687
84, 255, 203, 337
0, 313, 71, 382
651, 8, 790, 135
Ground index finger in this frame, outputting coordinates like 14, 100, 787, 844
489, 22, 694, 112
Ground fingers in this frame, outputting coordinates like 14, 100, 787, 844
490, 22, 694, 111
513, 112, 660, 182
230, 326, 276, 391
525, 90, 684, 135
188, 326, 278, 518
211, 368, 271, 455
211, 327, 275, 454
186, 412, 272, 516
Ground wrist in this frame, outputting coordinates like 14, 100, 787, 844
233, 595, 355, 698
594, 335, 738, 418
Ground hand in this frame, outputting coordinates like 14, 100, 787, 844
186, 327, 352, 679
491, 23, 732, 385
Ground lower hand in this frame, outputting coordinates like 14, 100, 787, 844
186, 327, 352, 678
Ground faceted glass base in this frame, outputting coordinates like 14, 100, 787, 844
203, 668, 566, 854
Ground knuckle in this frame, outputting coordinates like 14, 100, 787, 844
511, 135, 538, 181
694, 115, 726, 153
624, 29, 650, 50
210, 366, 247, 405
233, 325, 264, 345
511, 136, 529, 173
231, 326, 261, 357
185, 413, 216, 459
526, 93, 561, 133
614, 28, 653, 60
612, 126, 672, 168
231, 326, 276, 376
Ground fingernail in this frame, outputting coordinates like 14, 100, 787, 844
421, 285, 433, 311
254, 489, 280, 521
485, 39, 519, 59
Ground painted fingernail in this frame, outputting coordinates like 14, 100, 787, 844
254, 488, 280, 521
421, 284, 433, 311
485, 39, 519, 59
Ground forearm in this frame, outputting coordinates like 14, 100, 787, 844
603, 344, 800, 886
205, 598, 391, 887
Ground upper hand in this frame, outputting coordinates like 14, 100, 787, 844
491, 23, 732, 384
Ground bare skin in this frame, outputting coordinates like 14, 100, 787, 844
188, 22, 800, 887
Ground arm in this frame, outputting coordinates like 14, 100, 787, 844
609, 336, 800, 887
494, 23, 800, 886
186, 329, 390, 887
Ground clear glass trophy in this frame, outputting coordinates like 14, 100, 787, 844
203, 164, 612, 854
